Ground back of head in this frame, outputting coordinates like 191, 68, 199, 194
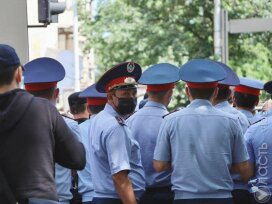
0, 44, 21, 86
188, 87, 216, 100
234, 91, 259, 109
68, 92, 87, 115
179, 59, 227, 101
28, 87, 56, 100
233, 77, 263, 109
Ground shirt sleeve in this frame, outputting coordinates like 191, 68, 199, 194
244, 126, 256, 163
231, 119, 249, 164
105, 126, 131, 175
154, 119, 171, 162
51, 104, 86, 170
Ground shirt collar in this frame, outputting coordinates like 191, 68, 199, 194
214, 101, 230, 108
144, 101, 167, 110
104, 103, 120, 117
239, 109, 254, 118
188, 99, 213, 108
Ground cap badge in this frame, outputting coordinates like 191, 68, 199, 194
127, 62, 135, 73
124, 77, 136, 83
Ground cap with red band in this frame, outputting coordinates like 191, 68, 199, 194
79, 83, 107, 105
105, 76, 136, 92
96, 62, 142, 93
234, 85, 260, 96
25, 82, 57, 91
146, 83, 175, 92
23, 57, 65, 91
234, 77, 264, 96
87, 98, 107, 106
186, 82, 218, 89
138, 63, 179, 91
179, 58, 226, 92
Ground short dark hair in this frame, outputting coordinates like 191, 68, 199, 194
70, 103, 87, 115
28, 87, 56, 100
234, 91, 259, 109
188, 87, 216, 100
88, 105, 105, 114
215, 88, 231, 100
0, 65, 19, 86
147, 90, 168, 98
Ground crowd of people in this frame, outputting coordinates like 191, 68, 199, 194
0, 43, 272, 204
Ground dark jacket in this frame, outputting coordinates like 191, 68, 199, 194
0, 89, 86, 202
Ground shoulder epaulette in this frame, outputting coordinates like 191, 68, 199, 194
115, 116, 125, 126
162, 108, 181, 118
250, 118, 265, 126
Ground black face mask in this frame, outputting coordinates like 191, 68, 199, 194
114, 96, 137, 116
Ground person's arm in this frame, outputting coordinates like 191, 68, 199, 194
231, 161, 254, 182
51, 105, 86, 170
106, 125, 137, 204
112, 170, 137, 204
153, 119, 172, 172
231, 119, 254, 181
153, 160, 171, 172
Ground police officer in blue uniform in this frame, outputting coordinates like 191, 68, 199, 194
213, 62, 249, 134
126, 63, 179, 204
79, 83, 108, 116
244, 81, 272, 204
23, 57, 84, 204
233, 77, 264, 125
89, 62, 145, 204
212, 62, 253, 203
75, 84, 108, 204
154, 59, 253, 204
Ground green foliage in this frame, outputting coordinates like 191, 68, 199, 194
78, 0, 272, 108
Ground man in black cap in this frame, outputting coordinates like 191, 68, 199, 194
0, 45, 85, 204
68, 92, 89, 124
89, 62, 145, 204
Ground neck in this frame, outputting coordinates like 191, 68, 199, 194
148, 97, 168, 107
0, 83, 18, 94
212, 99, 227, 106
237, 106, 254, 113
73, 112, 89, 120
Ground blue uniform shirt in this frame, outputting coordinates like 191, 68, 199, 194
89, 104, 145, 199
215, 101, 250, 190
215, 101, 249, 134
238, 109, 262, 125
55, 117, 81, 203
126, 101, 171, 188
78, 117, 95, 202
154, 99, 249, 199
245, 115, 272, 191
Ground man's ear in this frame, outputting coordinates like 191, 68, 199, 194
107, 91, 113, 102
53, 88, 59, 100
15, 66, 22, 84
255, 98, 260, 106
211, 87, 219, 100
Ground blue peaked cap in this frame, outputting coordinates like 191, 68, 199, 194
138, 63, 179, 85
179, 59, 226, 82
239, 77, 264, 90
79, 84, 107, 98
215, 62, 240, 86
23, 57, 65, 84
